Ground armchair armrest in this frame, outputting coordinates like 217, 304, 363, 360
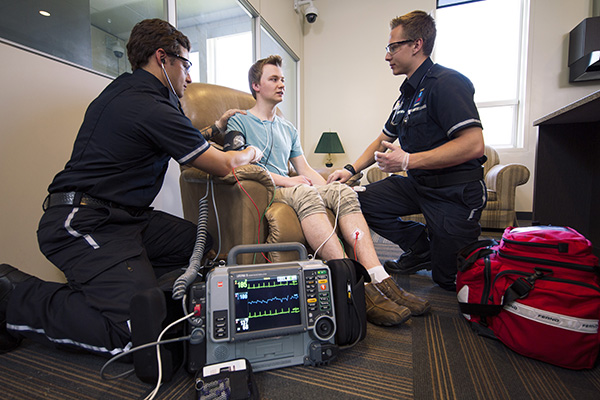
366, 167, 390, 183
180, 164, 276, 264
217, 164, 276, 195
485, 163, 530, 210
345, 172, 364, 187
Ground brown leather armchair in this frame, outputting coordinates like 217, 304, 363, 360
365, 145, 530, 229
179, 83, 360, 264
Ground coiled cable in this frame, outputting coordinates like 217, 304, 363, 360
172, 196, 209, 300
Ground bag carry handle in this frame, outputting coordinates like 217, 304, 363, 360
501, 267, 553, 305
457, 239, 498, 272
327, 258, 372, 283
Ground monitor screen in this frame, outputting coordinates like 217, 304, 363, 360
233, 271, 303, 335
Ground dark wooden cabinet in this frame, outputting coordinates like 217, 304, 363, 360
533, 91, 600, 256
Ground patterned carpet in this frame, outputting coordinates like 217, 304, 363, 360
1, 232, 599, 399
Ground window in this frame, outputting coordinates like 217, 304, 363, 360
178, 1, 299, 126
435, 0, 528, 147
178, 0, 253, 90
90, 0, 167, 77
1, 0, 299, 123
206, 32, 252, 91
0, 1, 166, 77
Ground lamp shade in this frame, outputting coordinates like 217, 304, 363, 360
314, 131, 345, 154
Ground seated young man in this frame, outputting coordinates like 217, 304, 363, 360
227, 55, 431, 326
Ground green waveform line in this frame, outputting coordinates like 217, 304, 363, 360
237, 279, 299, 290
249, 307, 301, 319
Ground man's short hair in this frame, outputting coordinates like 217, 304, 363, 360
390, 11, 436, 56
126, 19, 191, 71
248, 55, 283, 99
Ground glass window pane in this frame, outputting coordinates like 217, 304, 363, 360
435, 0, 524, 147
0, 1, 165, 77
260, 27, 298, 127
479, 105, 516, 147
90, 1, 165, 77
435, 0, 521, 103
1, 2, 93, 68
206, 32, 252, 91
178, 0, 252, 89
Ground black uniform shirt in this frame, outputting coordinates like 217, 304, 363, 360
48, 68, 209, 208
383, 57, 484, 178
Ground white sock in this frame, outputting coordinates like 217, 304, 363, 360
367, 265, 390, 284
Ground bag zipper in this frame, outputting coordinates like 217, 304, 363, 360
481, 255, 492, 304
498, 250, 598, 274
493, 269, 600, 296
502, 237, 570, 253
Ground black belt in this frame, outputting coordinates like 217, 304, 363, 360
42, 192, 149, 215
413, 167, 484, 188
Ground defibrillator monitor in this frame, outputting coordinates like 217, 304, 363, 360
204, 260, 337, 371
232, 269, 304, 338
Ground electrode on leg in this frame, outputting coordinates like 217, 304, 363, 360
352, 228, 364, 241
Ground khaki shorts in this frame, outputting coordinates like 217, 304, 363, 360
273, 182, 361, 221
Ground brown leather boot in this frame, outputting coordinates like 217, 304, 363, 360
364, 283, 411, 326
374, 277, 431, 316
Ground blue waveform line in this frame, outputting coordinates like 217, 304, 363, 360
248, 293, 299, 305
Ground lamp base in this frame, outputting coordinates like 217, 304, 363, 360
325, 162, 333, 168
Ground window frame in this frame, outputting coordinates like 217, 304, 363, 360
434, 0, 529, 149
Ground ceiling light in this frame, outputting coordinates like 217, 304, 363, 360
39, 10, 51, 17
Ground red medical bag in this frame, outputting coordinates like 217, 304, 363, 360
456, 226, 600, 369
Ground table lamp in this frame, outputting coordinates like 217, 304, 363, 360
314, 131, 345, 167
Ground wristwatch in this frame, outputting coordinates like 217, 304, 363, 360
344, 164, 357, 176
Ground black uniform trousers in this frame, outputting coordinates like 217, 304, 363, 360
358, 174, 486, 290
7, 205, 204, 356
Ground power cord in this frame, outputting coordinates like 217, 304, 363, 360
143, 311, 196, 400
100, 309, 196, 400
208, 177, 223, 264
99, 334, 191, 381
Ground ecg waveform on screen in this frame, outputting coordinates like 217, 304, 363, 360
236, 277, 301, 321
236, 278, 298, 290
248, 306, 301, 319
248, 293, 300, 305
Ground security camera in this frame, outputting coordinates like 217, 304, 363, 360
304, 4, 318, 24
294, 0, 319, 24
112, 43, 124, 59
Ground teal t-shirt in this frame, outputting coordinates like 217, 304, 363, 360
227, 111, 303, 176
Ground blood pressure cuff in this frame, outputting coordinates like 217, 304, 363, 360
222, 130, 247, 151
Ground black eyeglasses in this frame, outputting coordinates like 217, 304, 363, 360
385, 39, 414, 55
165, 52, 192, 72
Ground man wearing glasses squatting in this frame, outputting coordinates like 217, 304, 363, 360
328, 10, 487, 292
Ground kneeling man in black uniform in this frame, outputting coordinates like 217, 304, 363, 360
0, 19, 261, 355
